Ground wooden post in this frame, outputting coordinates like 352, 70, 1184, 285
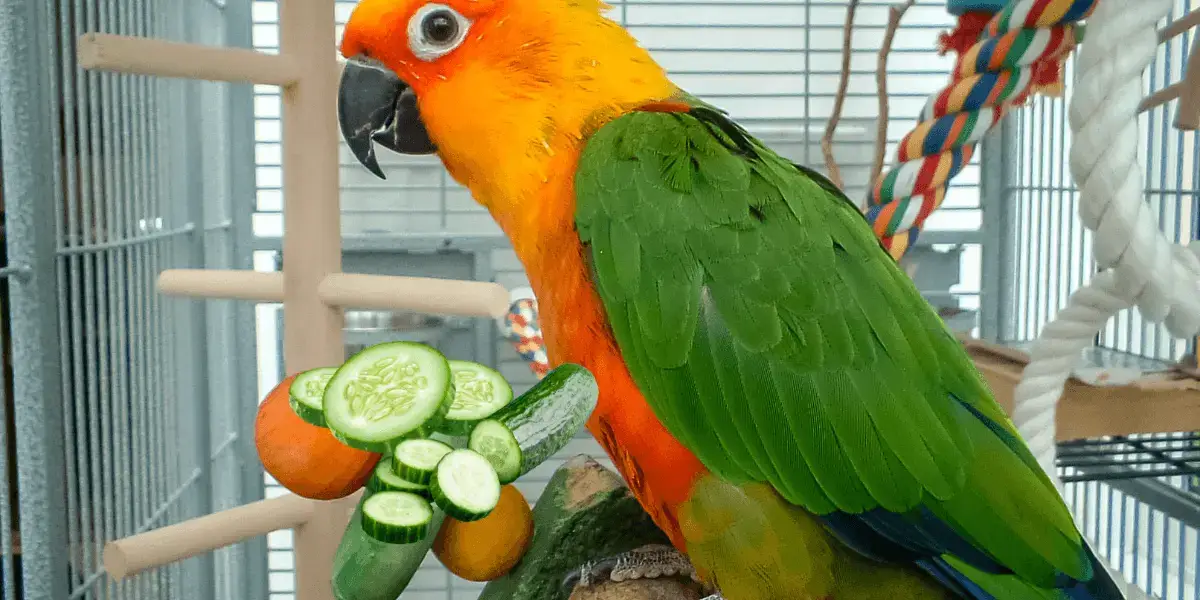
277, 0, 348, 598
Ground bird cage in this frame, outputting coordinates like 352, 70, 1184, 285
0, 0, 1197, 600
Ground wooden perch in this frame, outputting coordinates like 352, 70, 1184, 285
871, 0, 916, 188
479, 456, 702, 600
157, 268, 512, 318
1175, 31, 1200, 130
570, 580, 705, 600
103, 493, 318, 580
1161, 9, 1200, 42
77, 33, 300, 86
960, 336, 1200, 440
1137, 9, 1200, 129
821, 0, 859, 189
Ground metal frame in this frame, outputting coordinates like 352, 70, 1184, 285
0, 0, 73, 598
978, 118, 1020, 343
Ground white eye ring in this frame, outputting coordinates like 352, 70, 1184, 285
407, 3, 471, 62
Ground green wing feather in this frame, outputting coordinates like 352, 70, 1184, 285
574, 100, 1090, 589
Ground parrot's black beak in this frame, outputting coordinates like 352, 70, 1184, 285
337, 56, 436, 180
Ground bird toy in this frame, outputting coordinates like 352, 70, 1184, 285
866, 0, 1096, 260
502, 297, 550, 379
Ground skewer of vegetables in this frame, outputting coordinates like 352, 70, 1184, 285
256, 341, 599, 596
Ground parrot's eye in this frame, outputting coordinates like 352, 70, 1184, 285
407, 3, 470, 62
423, 12, 458, 43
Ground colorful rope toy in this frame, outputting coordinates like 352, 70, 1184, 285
502, 297, 550, 379
866, 0, 1095, 260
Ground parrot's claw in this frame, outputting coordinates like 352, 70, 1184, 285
561, 544, 700, 596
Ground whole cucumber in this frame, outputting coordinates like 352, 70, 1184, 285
331, 491, 446, 600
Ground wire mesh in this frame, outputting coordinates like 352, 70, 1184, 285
1058, 435, 1200, 484
999, 3, 1200, 599
1064, 471, 1200, 600
0, 0, 259, 599
53, 0, 194, 596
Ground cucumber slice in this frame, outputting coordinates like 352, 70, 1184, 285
289, 396, 327, 428
466, 420, 522, 484
438, 360, 514, 435
368, 457, 431, 497
467, 363, 598, 484
361, 491, 435, 544
429, 449, 501, 522
323, 342, 454, 452
392, 438, 453, 485
288, 366, 338, 427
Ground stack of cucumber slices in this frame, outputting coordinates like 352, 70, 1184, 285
288, 341, 599, 545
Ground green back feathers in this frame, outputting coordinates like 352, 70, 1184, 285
573, 101, 1092, 591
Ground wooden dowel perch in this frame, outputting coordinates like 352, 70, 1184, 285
1175, 30, 1200, 130
1160, 9, 1200, 43
158, 269, 285, 302
158, 269, 513, 318
1137, 10, 1200, 129
103, 493, 317, 581
1140, 82, 1187, 115
77, 33, 300, 86
318, 273, 511, 319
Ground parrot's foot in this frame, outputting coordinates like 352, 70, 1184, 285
561, 544, 701, 594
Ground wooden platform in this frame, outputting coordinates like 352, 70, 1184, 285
962, 336, 1200, 441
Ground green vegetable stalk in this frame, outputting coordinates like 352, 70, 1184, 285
330, 493, 446, 600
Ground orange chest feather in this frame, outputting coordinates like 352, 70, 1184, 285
517, 187, 708, 549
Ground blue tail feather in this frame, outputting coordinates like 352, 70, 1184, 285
917, 557, 998, 599
915, 543, 1128, 600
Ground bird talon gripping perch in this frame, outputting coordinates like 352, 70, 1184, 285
560, 544, 700, 595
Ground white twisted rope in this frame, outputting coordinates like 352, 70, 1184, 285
1012, 0, 1200, 486
1011, 1, 1200, 597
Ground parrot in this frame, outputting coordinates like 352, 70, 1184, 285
334, 0, 1127, 598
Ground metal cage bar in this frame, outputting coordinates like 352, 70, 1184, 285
0, 0, 73, 597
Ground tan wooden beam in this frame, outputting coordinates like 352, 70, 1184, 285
103, 493, 323, 581
963, 337, 1200, 441
77, 33, 299, 86
1175, 30, 1200, 130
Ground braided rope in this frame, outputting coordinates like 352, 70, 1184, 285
867, 0, 1092, 260
500, 296, 550, 380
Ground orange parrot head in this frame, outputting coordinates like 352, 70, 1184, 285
336, 0, 674, 201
